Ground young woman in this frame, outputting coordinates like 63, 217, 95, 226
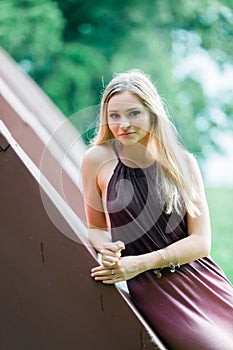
82, 70, 233, 350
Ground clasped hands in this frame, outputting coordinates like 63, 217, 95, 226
91, 241, 142, 284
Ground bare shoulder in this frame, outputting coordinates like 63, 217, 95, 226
82, 143, 115, 170
82, 142, 117, 197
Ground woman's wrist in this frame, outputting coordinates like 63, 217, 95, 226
137, 251, 161, 272
138, 249, 171, 271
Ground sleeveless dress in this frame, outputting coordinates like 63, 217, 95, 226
106, 145, 233, 350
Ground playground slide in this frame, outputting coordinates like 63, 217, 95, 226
0, 48, 167, 350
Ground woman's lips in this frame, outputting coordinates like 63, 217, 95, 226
118, 132, 136, 137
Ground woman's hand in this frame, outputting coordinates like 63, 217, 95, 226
91, 255, 145, 284
100, 241, 125, 267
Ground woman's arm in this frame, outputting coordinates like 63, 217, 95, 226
142, 154, 211, 269
82, 147, 110, 250
91, 155, 212, 284
82, 146, 124, 265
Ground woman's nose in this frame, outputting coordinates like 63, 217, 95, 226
119, 117, 130, 129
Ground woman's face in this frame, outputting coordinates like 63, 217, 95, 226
107, 91, 151, 145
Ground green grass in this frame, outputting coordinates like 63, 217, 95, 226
205, 187, 233, 283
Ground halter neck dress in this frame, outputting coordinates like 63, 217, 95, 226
106, 144, 233, 350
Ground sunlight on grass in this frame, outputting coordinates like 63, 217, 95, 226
205, 187, 233, 283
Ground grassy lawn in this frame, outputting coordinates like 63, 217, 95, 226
205, 187, 233, 283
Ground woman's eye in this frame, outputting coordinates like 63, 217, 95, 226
129, 110, 140, 117
109, 113, 120, 119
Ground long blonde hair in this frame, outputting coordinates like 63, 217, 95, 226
94, 69, 200, 217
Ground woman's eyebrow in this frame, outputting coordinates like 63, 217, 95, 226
108, 106, 142, 113
107, 109, 119, 113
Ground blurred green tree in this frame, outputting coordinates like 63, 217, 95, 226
0, 0, 64, 83
42, 0, 233, 153
0, 0, 232, 154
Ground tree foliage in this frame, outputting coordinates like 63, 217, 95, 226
0, 0, 64, 82
0, 0, 232, 156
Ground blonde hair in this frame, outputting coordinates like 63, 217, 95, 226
94, 69, 200, 217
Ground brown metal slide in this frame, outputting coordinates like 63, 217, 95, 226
0, 48, 167, 350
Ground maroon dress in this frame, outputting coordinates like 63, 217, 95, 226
106, 146, 233, 350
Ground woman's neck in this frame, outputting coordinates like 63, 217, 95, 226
119, 141, 157, 168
